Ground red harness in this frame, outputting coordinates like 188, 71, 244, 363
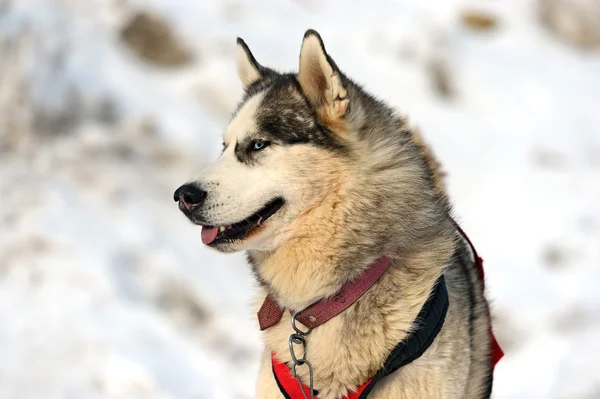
459, 226, 504, 368
259, 225, 503, 399
272, 354, 373, 399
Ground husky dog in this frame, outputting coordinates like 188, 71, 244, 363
175, 30, 499, 398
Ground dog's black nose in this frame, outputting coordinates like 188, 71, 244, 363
174, 184, 207, 210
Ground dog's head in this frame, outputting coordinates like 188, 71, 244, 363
175, 30, 447, 256
175, 30, 355, 253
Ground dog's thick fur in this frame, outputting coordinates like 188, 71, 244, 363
179, 30, 495, 398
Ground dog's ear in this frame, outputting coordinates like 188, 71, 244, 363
236, 38, 265, 89
297, 30, 348, 122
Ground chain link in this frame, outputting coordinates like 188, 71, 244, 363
289, 312, 314, 399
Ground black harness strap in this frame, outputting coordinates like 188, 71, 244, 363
357, 275, 449, 398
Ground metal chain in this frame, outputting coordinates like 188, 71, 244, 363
289, 312, 314, 399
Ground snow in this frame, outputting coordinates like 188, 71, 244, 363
1, 0, 599, 398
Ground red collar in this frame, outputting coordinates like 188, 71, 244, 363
257, 256, 393, 331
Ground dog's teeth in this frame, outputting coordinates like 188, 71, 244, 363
218, 226, 225, 233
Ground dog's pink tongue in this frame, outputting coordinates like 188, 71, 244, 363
201, 226, 218, 244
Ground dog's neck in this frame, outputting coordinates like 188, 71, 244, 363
249, 217, 455, 313
249, 238, 351, 311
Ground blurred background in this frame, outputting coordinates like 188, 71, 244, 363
1, 0, 599, 398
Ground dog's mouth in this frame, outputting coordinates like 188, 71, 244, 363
200, 197, 285, 246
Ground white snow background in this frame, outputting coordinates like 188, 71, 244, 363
1, 0, 599, 398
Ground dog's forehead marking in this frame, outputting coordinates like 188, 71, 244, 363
224, 92, 265, 144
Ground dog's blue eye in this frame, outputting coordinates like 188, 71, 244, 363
252, 140, 269, 151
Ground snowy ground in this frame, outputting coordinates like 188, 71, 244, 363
1, 0, 599, 398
